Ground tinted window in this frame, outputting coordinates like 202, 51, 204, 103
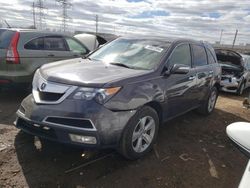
168, 44, 191, 67
44, 37, 67, 51
24, 38, 44, 50
207, 49, 216, 64
0, 30, 15, 49
66, 37, 87, 53
192, 45, 207, 67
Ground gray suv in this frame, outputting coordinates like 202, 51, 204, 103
0, 28, 89, 87
15, 37, 221, 159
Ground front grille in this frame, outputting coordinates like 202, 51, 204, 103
227, 86, 237, 90
17, 118, 57, 139
39, 91, 64, 101
44, 117, 95, 130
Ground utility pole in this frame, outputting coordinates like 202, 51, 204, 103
95, 14, 98, 35
35, 0, 46, 30
232, 29, 238, 48
219, 29, 223, 44
32, 2, 36, 29
56, 0, 72, 33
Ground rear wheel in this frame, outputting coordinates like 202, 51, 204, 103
197, 87, 218, 115
118, 106, 159, 160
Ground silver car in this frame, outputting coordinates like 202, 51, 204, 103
0, 28, 89, 87
215, 49, 250, 95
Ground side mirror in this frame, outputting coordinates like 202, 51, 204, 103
170, 64, 190, 74
226, 122, 250, 158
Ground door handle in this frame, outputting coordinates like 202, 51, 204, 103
188, 75, 196, 80
73, 54, 79, 57
48, 54, 55, 57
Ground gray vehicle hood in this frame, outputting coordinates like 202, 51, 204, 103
40, 58, 149, 87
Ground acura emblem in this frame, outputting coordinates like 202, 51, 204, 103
40, 83, 46, 90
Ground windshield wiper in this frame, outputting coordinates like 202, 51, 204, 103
110, 62, 135, 69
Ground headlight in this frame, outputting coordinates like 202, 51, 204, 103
72, 87, 121, 104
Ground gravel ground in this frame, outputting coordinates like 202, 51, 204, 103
0, 89, 249, 188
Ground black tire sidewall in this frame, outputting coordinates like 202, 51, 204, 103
206, 87, 218, 114
119, 106, 159, 160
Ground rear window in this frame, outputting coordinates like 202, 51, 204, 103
0, 30, 15, 49
192, 44, 208, 67
44, 37, 67, 51
24, 37, 44, 50
24, 36, 67, 51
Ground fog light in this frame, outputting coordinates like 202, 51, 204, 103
69, 134, 97, 144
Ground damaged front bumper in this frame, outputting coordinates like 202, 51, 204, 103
220, 76, 241, 93
14, 94, 136, 148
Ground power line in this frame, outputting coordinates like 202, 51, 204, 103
56, 0, 72, 33
35, 0, 46, 30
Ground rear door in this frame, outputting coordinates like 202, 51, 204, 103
191, 44, 212, 103
43, 36, 72, 62
164, 43, 198, 119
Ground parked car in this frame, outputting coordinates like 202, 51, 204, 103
15, 37, 221, 159
215, 49, 250, 95
74, 33, 117, 51
226, 93, 250, 187
0, 28, 89, 87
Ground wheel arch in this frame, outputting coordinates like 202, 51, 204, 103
144, 101, 163, 125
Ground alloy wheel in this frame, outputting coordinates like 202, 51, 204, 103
132, 116, 156, 153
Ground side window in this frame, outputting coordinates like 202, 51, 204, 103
206, 49, 216, 64
168, 44, 191, 67
44, 37, 67, 51
65, 37, 88, 54
192, 44, 207, 67
24, 37, 44, 50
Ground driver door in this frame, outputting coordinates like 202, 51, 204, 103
163, 43, 198, 119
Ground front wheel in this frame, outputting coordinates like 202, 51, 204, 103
197, 87, 218, 115
118, 106, 159, 160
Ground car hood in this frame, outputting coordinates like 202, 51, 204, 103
40, 58, 150, 87
219, 63, 243, 72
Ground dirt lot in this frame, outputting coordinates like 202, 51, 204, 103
0, 89, 249, 188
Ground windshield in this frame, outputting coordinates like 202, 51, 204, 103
89, 38, 170, 70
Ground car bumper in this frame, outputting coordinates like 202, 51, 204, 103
220, 78, 240, 93
0, 74, 33, 86
15, 94, 136, 148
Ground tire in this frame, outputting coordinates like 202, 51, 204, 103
197, 86, 218, 115
237, 82, 245, 96
118, 106, 159, 160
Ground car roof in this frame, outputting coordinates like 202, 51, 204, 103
121, 35, 207, 45
0, 28, 69, 36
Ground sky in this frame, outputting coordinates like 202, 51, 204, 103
0, 0, 250, 45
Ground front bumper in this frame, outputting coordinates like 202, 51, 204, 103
220, 77, 240, 93
15, 94, 136, 148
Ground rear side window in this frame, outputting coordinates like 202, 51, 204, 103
206, 49, 217, 64
0, 30, 15, 49
44, 37, 67, 51
168, 44, 192, 67
24, 38, 44, 50
192, 44, 207, 67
